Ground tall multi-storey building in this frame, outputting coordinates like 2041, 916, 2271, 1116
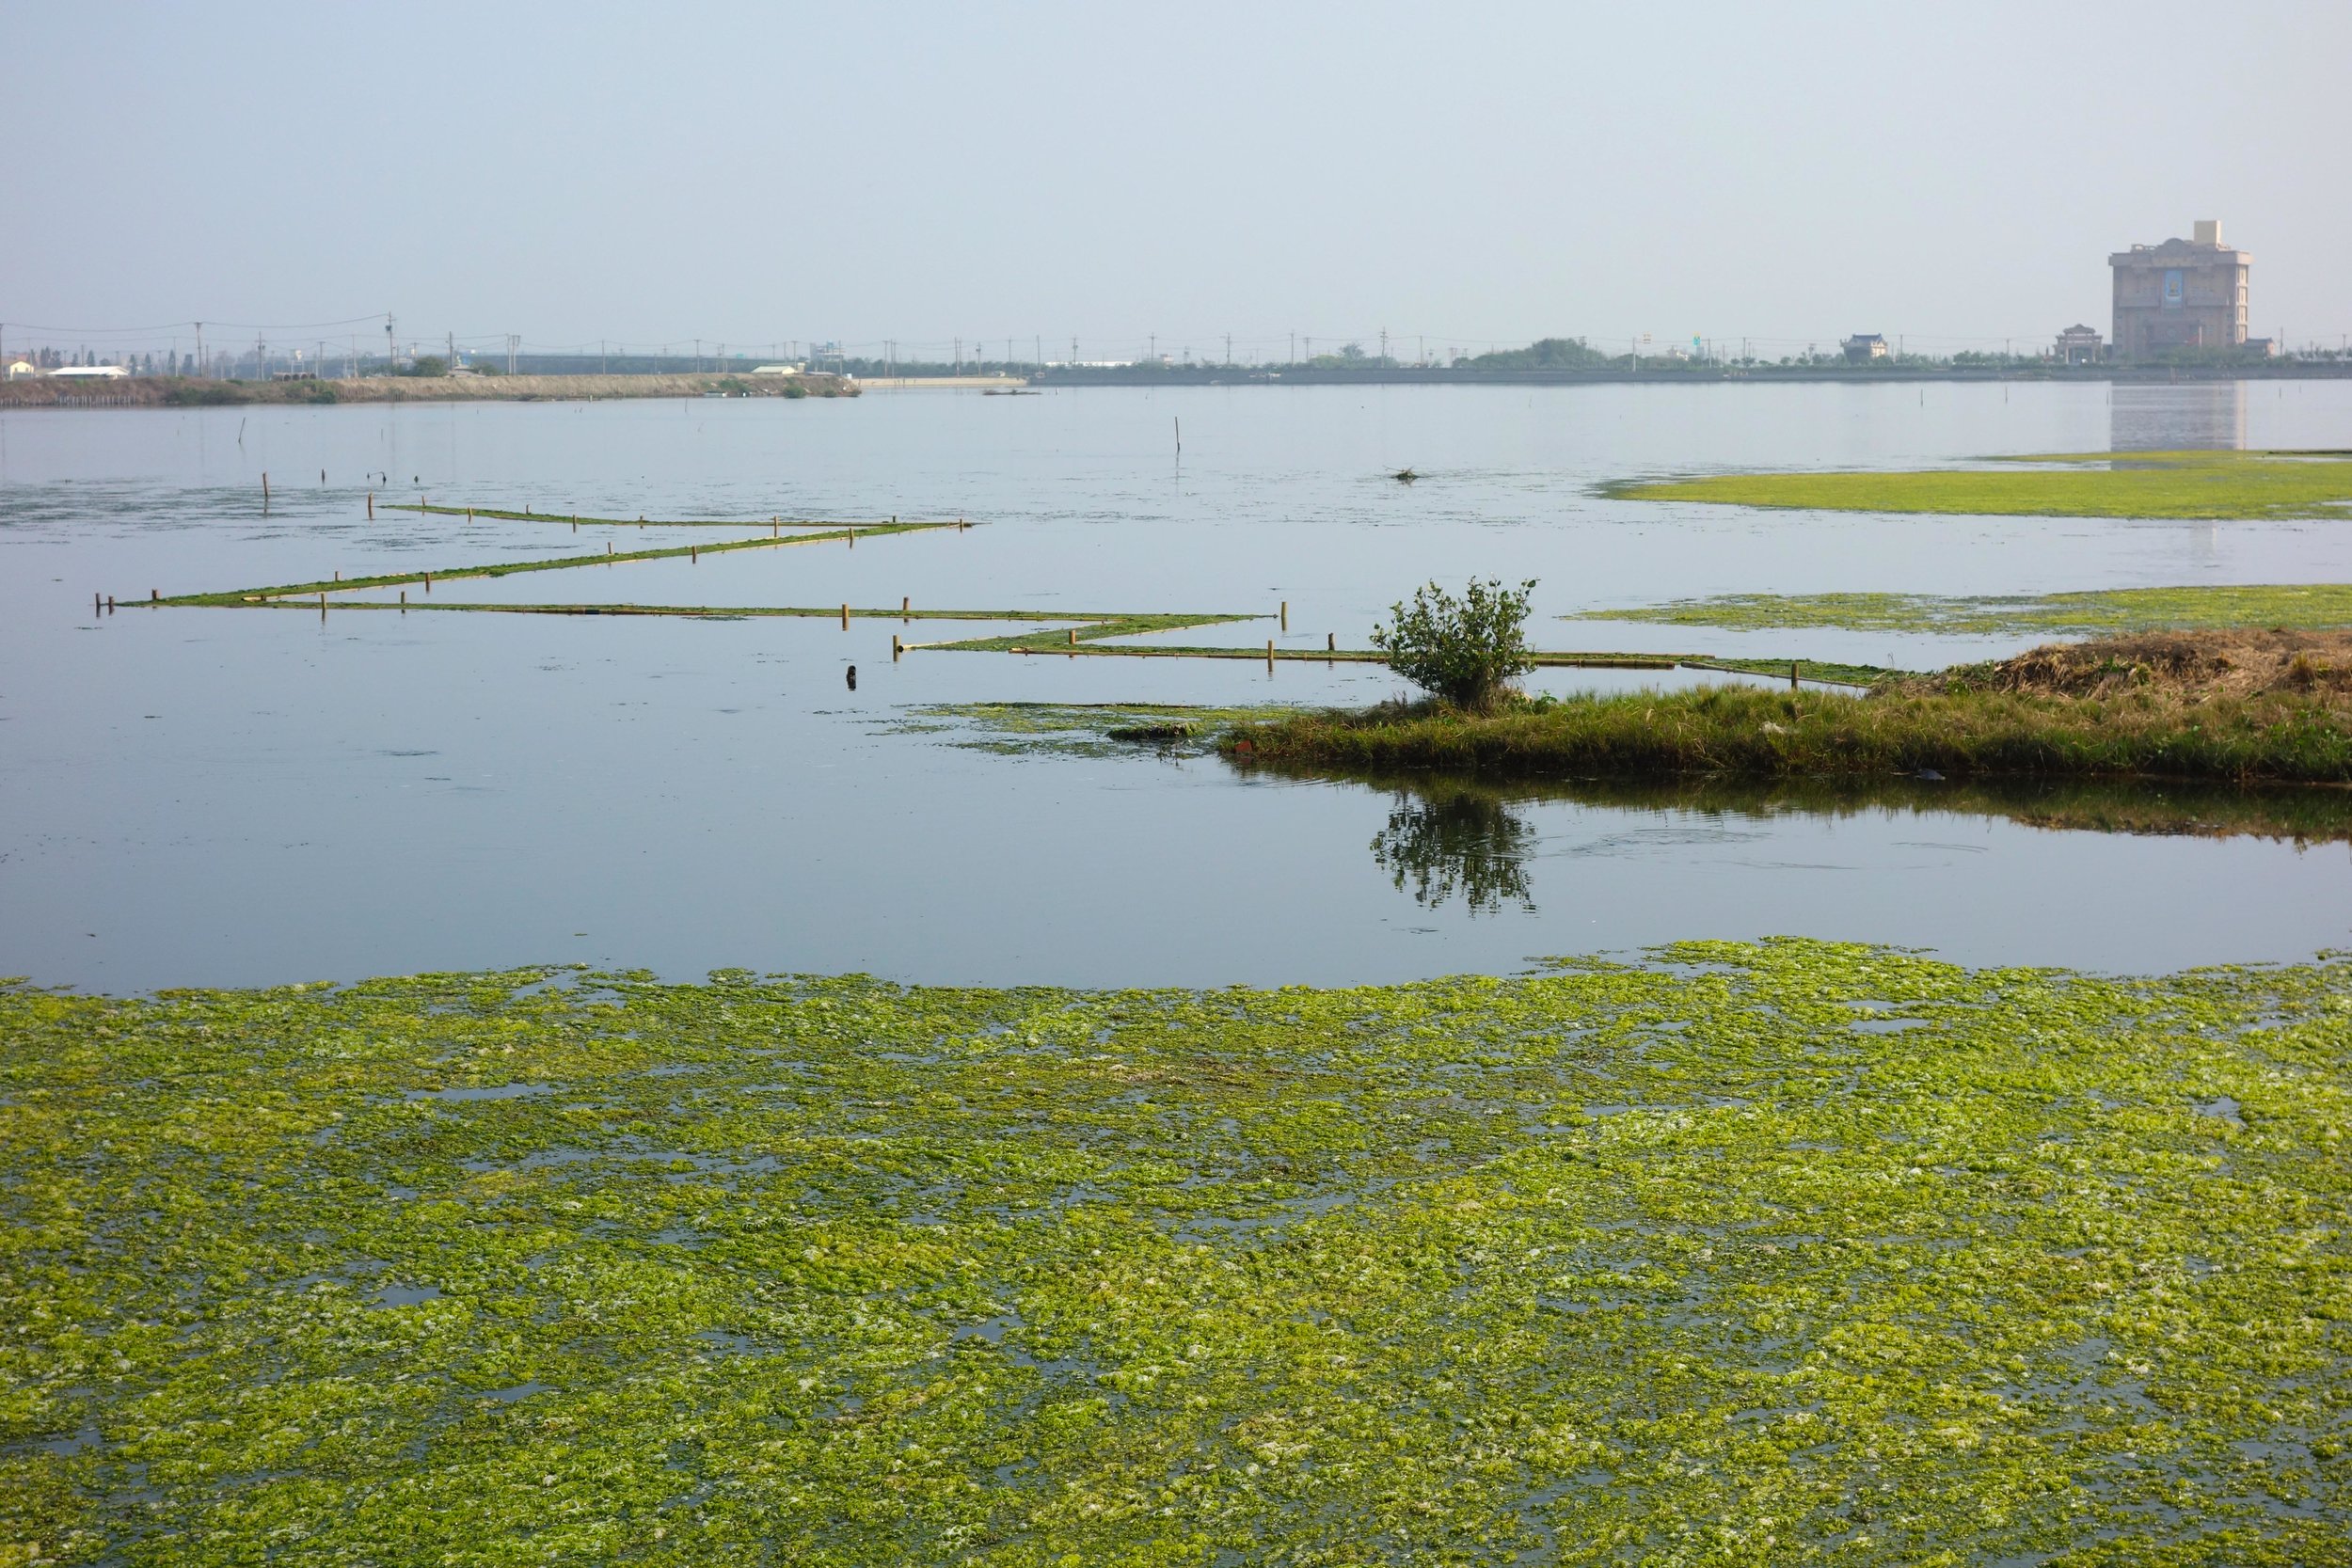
2109, 220, 2249, 357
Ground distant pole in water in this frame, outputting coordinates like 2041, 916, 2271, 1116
1790, 660, 1801, 690
1279, 600, 1288, 630
262, 472, 270, 510
1174, 416, 1181, 455
367, 491, 373, 518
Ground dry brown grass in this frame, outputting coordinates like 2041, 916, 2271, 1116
1899, 628, 2352, 704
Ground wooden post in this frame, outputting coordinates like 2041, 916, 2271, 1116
691, 546, 698, 562
107, 595, 114, 611
901, 595, 910, 619
151, 589, 158, 603
1266, 640, 1275, 670
1790, 660, 1800, 690
841, 603, 850, 629
772, 520, 779, 537
1068, 627, 1077, 646
1327, 632, 1336, 652
95, 593, 102, 616
848, 528, 855, 547
262, 472, 270, 504
333, 570, 341, 582
367, 491, 373, 518
1280, 600, 1288, 629
401, 590, 406, 607
423, 573, 431, 592
892, 634, 902, 658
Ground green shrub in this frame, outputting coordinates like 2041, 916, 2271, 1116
1370, 578, 1538, 711
401, 356, 449, 378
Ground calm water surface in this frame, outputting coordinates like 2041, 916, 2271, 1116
4, 380, 2349, 989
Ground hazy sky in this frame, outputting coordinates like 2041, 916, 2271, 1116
6, 0, 2348, 360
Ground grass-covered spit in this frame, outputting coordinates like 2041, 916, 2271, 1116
5, 942, 2348, 1563
1228, 631, 2352, 785
1607, 449, 2352, 520
1574, 583, 2352, 638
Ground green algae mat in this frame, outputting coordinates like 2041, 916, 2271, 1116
1607, 450, 2352, 520
7, 944, 2348, 1565
1573, 583, 2352, 637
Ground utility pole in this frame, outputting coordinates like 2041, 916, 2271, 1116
954, 337, 961, 373
194, 321, 204, 377
1380, 328, 1388, 365
1225, 332, 1232, 366
508, 334, 518, 376
1149, 332, 1156, 362
385, 314, 395, 374
447, 331, 455, 372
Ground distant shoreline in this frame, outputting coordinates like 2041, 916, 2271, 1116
1030, 362, 2352, 389
0, 371, 857, 410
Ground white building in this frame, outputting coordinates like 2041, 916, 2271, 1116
52, 364, 129, 379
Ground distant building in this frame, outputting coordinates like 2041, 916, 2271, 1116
1842, 333, 1889, 363
2110, 219, 2249, 357
751, 364, 803, 375
6, 359, 36, 379
51, 364, 128, 379
2056, 324, 2104, 364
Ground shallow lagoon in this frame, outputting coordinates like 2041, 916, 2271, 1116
5, 379, 2352, 990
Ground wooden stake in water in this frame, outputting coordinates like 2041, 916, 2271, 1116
841, 603, 850, 630
1068, 628, 1077, 646
892, 634, 902, 658
262, 472, 270, 508
901, 595, 910, 619
1327, 632, 1336, 652
1790, 660, 1800, 690
367, 491, 374, 518
1266, 640, 1275, 670
1280, 600, 1288, 629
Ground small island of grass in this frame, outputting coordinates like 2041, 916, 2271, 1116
1227, 628, 2352, 784
1607, 448, 2352, 520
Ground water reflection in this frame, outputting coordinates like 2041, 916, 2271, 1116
1370, 782, 1536, 914
1342, 767, 2352, 918
2110, 382, 2247, 451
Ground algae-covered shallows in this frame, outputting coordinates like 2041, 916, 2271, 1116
5, 941, 2346, 1563
1606, 448, 2352, 520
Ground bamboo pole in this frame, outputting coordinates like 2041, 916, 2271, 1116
367, 491, 373, 518
841, 603, 850, 629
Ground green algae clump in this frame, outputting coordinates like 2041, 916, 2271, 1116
4, 942, 2348, 1563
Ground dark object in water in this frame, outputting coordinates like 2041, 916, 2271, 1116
846, 665, 857, 691
1107, 721, 1194, 743
1392, 467, 1419, 483
1916, 768, 1944, 781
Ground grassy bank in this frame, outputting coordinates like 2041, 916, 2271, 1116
1607, 448, 2352, 520
6, 942, 2347, 1563
1575, 581, 2352, 637
1226, 632, 2352, 784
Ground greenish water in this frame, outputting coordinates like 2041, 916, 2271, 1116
6, 942, 2345, 1564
